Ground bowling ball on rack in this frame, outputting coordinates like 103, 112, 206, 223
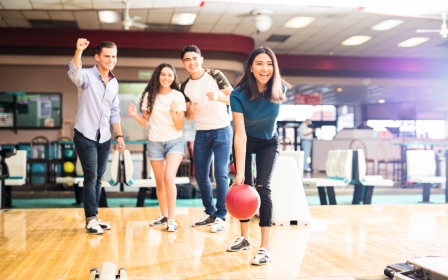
63, 161, 75, 173
225, 184, 260, 220
63, 149, 74, 159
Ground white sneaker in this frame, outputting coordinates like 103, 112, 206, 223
149, 216, 168, 226
252, 248, 272, 266
192, 214, 215, 227
97, 218, 111, 230
86, 219, 103, 235
166, 220, 178, 232
227, 236, 251, 252
210, 217, 225, 233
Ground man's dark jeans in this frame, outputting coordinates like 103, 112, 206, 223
74, 130, 111, 219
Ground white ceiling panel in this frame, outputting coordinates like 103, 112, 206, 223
78, 20, 101, 30
21, 11, 50, 20
48, 11, 75, 21
4, 18, 31, 27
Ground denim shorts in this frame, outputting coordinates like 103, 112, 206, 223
147, 137, 184, 160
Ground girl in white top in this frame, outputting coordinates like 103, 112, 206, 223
127, 63, 187, 232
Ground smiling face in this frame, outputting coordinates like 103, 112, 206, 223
250, 53, 273, 92
95, 47, 117, 73
159, 66, 175, 90
181, 51, 204, 77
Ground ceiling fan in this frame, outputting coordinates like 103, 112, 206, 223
236, 9, 273, 33
99, 1, 148, 30
416, 12, 448, 38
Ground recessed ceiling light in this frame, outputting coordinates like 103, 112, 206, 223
371, 19, 404, 30
341, 36, 372, 46
284, 17, 315, 28
171, 13, 197, 25
397, 37, 429, 47
378, 99, 385, 103
98, 11, 121, 23
336, 88, 343, 92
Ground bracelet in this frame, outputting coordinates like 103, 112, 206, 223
115, 135, 123, 140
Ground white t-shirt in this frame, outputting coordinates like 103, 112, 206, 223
141, 89, 187, 142
299, 122, 313, 140
182, 69, 230, 131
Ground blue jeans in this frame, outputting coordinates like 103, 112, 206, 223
301, 139, 312, 170
194, 126, 232, 220
74, 129, 111, 219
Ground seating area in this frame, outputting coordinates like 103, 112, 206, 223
302, 150, 352, 205
1, 149, 27, 208
122, 149, 190, 207
302, 149, 393, 205
406, 150, 446, 203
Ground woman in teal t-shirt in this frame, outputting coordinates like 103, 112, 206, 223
227, 46, 290, 266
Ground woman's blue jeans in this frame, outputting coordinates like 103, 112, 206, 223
194, 126, 232, 220
74, 130, 111, 219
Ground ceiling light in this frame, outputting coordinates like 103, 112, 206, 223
98, 11, 121, 23
252, 10, 273, 33
397, 37, 429, 47
341, 36, 372, 46
284, 17, 315, 28
255, 14, 272, 32
371, 19, 404, 30
378, 99, 385, 103
171, 13, 197, 25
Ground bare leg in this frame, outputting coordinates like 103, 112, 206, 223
164, 153, 184, 220
240, 221, 250, 239
260, 226, 271, 249
151, 160, 167, 217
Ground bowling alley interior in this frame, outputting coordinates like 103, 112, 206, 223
2, 0, 448, 279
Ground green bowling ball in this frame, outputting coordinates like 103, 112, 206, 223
63, 149, 74, 158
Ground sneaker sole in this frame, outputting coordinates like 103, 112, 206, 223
99, 226, 111, 230
150, 223, 167, 226
251, 259, 272, 266
192, 223, 214, 227
210, 227, 224, 233
227, 246, 251, 252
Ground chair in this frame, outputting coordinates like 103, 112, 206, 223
376, 139, 401, 181
122, 149, 190, 207
349, 139, 375, 175
406, 150, 445, 203
353, 149, 393, 204
302, 150, 352, 205
2, 150, 27, 208
28, 136, 51, 185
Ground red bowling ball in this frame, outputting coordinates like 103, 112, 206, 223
226, 184, 260, 220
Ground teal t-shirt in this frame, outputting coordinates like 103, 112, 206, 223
230, 86, 285, 140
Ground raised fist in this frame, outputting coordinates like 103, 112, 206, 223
76, 38, 90, 51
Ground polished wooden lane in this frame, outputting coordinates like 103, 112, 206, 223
1, 204, 448, 279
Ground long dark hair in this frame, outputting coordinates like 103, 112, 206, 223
236, 46, 289, 103
139, 63, 179, 114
